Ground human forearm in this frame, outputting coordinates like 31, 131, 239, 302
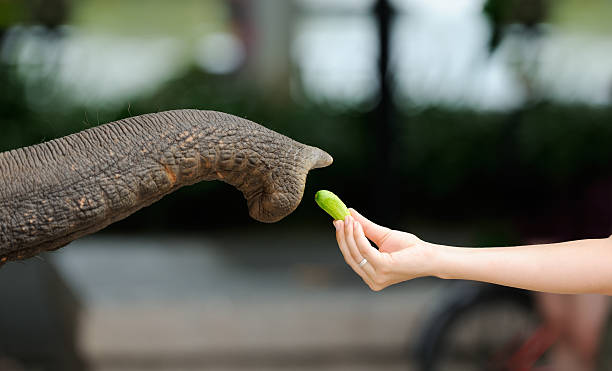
334, 209, 612, 295
429, 237, 612, 295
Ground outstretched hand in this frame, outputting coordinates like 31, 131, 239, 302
334, 210, 612, 296
333, 209, 433, 291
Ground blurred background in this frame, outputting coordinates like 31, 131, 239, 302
1, 0, 612, 370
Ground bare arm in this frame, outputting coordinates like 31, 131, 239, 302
334, 209, 612, 295
433, 237, 612, 295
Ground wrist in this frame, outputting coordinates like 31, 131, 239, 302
424, 242, 456, 280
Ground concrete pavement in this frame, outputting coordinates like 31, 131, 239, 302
50, 230, 448, 370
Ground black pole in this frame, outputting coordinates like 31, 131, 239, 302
371, 0, 395, 224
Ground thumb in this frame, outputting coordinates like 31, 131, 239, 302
349, 208, 391, 246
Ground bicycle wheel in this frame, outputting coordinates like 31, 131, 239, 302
415, 281, 539, 371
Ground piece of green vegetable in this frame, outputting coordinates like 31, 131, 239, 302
315, 190, 350, 221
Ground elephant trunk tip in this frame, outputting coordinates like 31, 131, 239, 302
308, 147, 333, 170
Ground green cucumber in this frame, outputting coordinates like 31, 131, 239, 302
315, 190, 350, 221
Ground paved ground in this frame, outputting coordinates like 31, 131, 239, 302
50, 230, 449, 371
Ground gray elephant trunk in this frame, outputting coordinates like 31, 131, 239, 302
0, 110, 332, 264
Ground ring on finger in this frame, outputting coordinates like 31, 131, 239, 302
358, 258, 368, 267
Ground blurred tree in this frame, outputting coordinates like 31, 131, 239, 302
550, 0, 612, 34
26, 0, 71, 29
484, 0, 548, 52
0, 0, 25, 28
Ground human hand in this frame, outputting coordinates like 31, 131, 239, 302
333, 209, 433, 291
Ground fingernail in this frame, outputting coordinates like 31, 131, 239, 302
333, 221, 339, 229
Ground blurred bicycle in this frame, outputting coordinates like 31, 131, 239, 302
413, 280, 612, 371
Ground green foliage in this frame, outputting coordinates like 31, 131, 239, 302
0, 0, 26, 27
516, 105, 612, 181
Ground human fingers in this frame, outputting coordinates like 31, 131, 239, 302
353, 219, 383, 265
344, 216, 376, 278
349, 208, 392, 246
334, 221, 353, 265
335, 219, 375, 287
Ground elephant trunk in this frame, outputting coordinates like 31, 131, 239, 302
0, 109, 332, 264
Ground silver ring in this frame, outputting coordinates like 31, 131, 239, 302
358, 258, 368, 267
